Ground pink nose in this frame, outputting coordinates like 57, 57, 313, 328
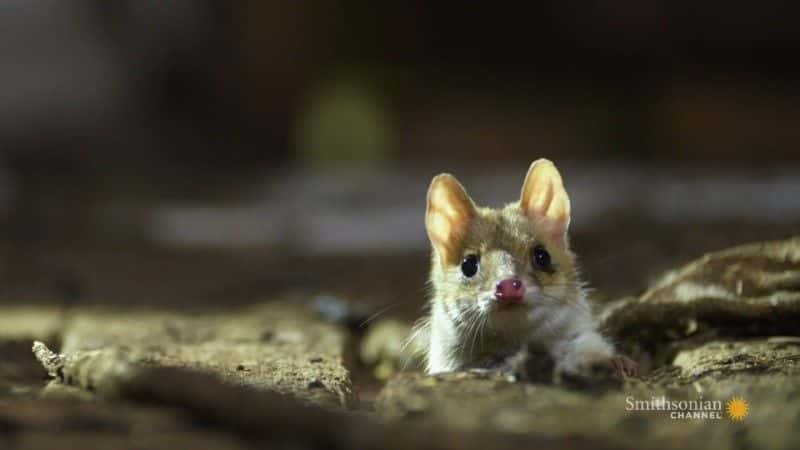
495, 278, 525, 303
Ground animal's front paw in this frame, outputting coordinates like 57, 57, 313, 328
556, 355, 638, 390
572, 354, 638, 380
557, 360, 617, 389
553, 331, 637, 389
554, 331, 614, 376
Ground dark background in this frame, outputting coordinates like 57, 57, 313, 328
1, 1, 798, 317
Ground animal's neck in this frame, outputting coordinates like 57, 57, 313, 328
427, 300, 522, 373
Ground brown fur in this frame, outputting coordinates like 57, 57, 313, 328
414, 160, 616, 375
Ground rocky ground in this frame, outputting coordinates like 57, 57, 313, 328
1, 236, 799, 449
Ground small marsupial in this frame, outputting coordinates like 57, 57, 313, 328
412, 159, 637, 378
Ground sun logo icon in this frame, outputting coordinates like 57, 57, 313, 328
726, 397, 749, 421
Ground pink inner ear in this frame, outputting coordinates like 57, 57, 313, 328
526, 179, 554, 217
520, 160, 571, 243
524, 191, 570, 243
425, 174, 476, 265
427, 211, 452, 246
539, 212, 570, 244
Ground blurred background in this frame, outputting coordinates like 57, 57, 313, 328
1, 1, 798, 316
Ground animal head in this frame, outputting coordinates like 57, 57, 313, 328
425, 159, 582, 337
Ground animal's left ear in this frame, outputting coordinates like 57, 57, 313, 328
520, 159, 571, 246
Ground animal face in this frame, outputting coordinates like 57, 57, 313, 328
425, 160, 583, 339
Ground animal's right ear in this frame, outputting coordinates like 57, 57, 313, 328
426, 174, 476, 267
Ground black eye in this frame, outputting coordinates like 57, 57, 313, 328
461, 254, 479, 278
532, 245, 552, 271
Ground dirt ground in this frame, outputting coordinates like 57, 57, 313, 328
1, 223, 799, 449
